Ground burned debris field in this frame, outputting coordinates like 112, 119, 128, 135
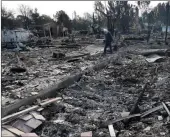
2, 36, 170, 137
1, 1, 170, 137
35, 41, 170, 137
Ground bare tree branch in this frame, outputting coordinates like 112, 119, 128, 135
95, 8, 107, 17
18, 4, 31, 18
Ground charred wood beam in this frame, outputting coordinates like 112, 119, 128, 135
2, 73, 82, 117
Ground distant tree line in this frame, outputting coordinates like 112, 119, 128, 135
141, 2, 170, 26
1, 4, 92, 32
1, 1, 170, 35
2, 5, 54, 30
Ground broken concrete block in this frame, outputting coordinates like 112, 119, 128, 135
25, 118, 42, 129
121, 112, 130, 117
81, 131, 92, 137
20, 114, 33, 121
143, 126, 151, 131
30, 111, 46, 121
12, 119, 33, 133
37, 108, 44, 112
158, 116, 163, 121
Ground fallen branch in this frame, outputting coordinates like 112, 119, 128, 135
99, 114, 141, 128
141, 105, 163, 118
162, 102, 170, 117
2, 97, 62, 123
140, 102, 170, 118
111, 114, 141, 124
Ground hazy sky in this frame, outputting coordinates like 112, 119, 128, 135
2, 1, 168, 19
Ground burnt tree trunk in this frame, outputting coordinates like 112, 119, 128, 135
147, 14, 151, 43
165, 2, 170, 44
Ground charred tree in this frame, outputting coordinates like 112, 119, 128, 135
165, 2, 170, 44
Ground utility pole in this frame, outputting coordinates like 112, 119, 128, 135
165, 2, 170, 44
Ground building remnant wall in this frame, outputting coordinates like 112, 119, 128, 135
43, 22, 60, 38
2, 28, 33, 43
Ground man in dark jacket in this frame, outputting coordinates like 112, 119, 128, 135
103, 29, 114, 54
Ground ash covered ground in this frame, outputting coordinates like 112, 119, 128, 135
1, 35, 170, 137
30, 38, 170, 137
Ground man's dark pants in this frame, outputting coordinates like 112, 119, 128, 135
104, 42, 112, 54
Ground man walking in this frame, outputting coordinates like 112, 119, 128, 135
103, 29, 114, 54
